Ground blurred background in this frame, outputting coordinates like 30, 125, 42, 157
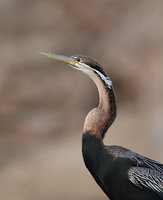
0, 0, 163, 199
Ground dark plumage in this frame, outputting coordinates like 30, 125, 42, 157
82, 133, 163, 200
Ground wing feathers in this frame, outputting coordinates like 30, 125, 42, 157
107, 145, 163, 197
128, 167, 163, 197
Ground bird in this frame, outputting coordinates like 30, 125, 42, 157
40, 52, 163, 200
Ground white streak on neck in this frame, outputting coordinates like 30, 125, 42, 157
75, 62, 112, 89
93, 69, 112, 89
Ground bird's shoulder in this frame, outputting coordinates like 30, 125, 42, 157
105, 145, 163, 171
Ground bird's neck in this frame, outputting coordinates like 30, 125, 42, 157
83, 71, 116, 140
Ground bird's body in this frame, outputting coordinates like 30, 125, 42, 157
41, 52, 163, 200
83, 133, 162, 200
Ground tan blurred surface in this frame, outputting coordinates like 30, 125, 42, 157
0, 0, 163, 199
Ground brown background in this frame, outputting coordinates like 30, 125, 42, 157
0, 0, 163, 200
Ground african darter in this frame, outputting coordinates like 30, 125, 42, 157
41, 52, 163, 200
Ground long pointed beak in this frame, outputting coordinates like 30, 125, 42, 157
40, 52, 76, 65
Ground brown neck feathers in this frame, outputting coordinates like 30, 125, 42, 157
83, 71, 116, 139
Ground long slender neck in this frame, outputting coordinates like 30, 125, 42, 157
83, 71, 117, 140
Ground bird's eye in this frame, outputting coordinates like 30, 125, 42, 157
76, 57, 81, 62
